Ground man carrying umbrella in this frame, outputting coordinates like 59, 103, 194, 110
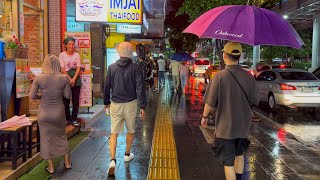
201, 42, 259, 180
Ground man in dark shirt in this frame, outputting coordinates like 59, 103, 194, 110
202, 42, 259, 180
104, 42, 147, 176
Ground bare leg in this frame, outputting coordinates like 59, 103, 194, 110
64, 153, 71, 168
110, 133, 119, 159
125, 133, 134, 154
224, 166, 236, 180
47, 159, 54, 173
234, 155, 244, 174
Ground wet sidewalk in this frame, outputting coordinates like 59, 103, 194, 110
50, 76, 320, 180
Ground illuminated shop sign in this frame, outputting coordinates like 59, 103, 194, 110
117, 24, 141, 34
76, 0, 142, 24
108, 0, 142, 24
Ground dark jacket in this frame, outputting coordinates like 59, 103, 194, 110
104, 58, 147, 109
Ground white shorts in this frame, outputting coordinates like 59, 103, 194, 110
110, 100, 138, 134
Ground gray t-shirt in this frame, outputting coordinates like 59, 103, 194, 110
204, 65, 259, 139
157, 59, 166, 71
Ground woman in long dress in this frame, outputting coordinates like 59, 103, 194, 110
30, 54, 72, 173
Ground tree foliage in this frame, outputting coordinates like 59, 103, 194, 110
261, 29, 312, 62
165, 0, 199, 53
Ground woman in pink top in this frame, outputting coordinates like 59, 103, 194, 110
59, 37, 82, 127
179, 62, 189, 93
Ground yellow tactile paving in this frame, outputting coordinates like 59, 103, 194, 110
148, 102, 180, 180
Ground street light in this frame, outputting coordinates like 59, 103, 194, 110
283, 14, 288, 19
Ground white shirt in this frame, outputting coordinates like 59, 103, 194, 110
157, 59, 166, 72
59, 52, 81, 72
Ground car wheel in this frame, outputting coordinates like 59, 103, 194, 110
268, 94, 277, 110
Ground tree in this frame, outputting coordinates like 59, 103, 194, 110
165, 0, 199, 53
260, 29, 312, 63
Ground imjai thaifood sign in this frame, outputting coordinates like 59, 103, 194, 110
76, 0, 142, 24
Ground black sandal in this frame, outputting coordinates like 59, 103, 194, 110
45, 166, 54, 174
64, 162, 72, 170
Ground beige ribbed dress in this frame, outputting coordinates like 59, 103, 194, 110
29, 55, 72, 159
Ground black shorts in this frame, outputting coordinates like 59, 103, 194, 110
212, 138, 250, 166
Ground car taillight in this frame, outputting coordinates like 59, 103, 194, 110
280, 84, 297, 90
279, 64, 286, 68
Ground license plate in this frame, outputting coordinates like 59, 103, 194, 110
300, 87, 313, 93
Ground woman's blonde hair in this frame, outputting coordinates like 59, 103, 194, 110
42, 54, 61, 74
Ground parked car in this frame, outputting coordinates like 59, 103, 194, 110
190, 58, 210, 76
255, 64, 291, 77
240, 64, 254, 76
256, 68, 320, 110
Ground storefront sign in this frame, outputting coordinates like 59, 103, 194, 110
117, 24, 141, 34
106, 48, 120, 68
75, 0, 108, 22
75, 0, 142, 24
16, 59, 31, 98
67, 17, 85, 32
79, 74, 92, 107
106, 33, 125, 48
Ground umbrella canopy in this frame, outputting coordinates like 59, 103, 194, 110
170, 52, 194, 61
183, 5, 304, 49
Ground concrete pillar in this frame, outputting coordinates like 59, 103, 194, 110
311, 15, 320, 71
252, 45, 260, 70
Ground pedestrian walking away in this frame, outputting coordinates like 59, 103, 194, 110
104, 42, 147, 176
179, 62, 189, 93
169, 60, 181, 93
201, 42, 259, 180
30, 54, 72, 174
157, 55, 166, 87
59, 37, 82, 127
152, 60, 159, 92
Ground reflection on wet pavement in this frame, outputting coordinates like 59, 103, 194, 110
172, 76, 320, 180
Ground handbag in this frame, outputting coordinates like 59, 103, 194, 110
226, 69, 256, 119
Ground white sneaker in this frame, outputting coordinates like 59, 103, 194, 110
124, 153, 134, 162
107, 159, 116, 176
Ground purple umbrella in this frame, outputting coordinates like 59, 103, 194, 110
183, 5, 304, 49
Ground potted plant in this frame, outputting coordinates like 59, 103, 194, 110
4, 35, 20, 58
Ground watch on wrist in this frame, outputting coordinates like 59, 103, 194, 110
202, 115, 208, 118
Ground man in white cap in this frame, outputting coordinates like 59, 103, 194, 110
104, 42, 147, 176
201, 42, 259, 180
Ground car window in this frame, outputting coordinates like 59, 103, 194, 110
314, 68, 320, 79
256, 71, 269, 81
266, 71, 277, 81
280, 72, 317, 80
195, 60, 209, 65
260, 66, 270, 72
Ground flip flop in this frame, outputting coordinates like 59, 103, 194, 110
64, 162, 72, 170
45, 166, 54, 174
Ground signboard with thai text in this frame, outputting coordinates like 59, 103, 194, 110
75, 0, 142, 24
